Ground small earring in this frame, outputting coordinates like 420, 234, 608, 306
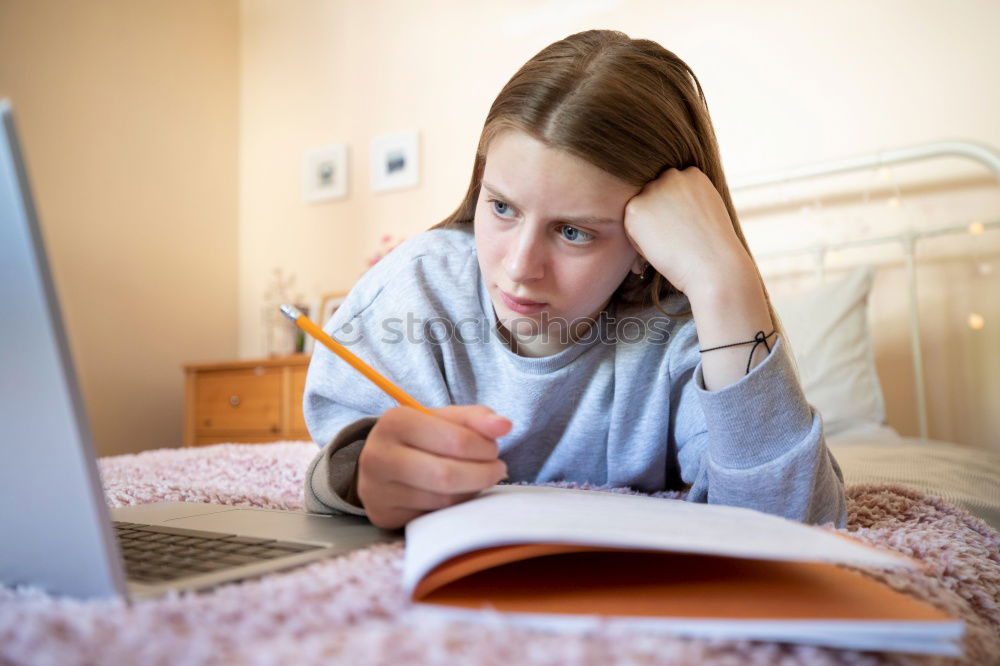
640, 264, 649, 280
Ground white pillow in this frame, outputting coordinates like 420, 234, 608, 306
770, 267, 886, 437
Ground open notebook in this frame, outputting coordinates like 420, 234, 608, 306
403, 485, 962, 656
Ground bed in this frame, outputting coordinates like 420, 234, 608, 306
2, 140, 999, 665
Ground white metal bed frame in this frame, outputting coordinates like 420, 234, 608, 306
729, 140, 1000, 439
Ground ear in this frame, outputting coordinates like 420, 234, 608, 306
630, 257, 646, 275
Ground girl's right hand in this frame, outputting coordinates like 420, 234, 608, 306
357, 405, 512, 529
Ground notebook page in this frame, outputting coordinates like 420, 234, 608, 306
403, 485, 911, 595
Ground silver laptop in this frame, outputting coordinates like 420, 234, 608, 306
0, 100, 396, 600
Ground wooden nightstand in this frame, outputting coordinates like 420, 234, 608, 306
183, 354, 312, 446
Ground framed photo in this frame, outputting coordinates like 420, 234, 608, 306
370, 130, 419, 192
304, 292, 347, 354
319, 292, 347, 327
303, 143, 348, 203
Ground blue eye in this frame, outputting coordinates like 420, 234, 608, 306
490, 199, 515, 218
559, 225, 594, 244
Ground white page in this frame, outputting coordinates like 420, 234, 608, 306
403, 485, 913, 595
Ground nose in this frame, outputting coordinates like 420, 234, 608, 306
503, 224, 546, 284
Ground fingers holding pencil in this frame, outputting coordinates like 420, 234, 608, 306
359, 406, 511, 529
280, 306, 510, 529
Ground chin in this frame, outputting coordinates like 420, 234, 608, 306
500, 313, 544, 337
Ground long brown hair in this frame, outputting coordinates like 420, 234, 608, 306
433, 29, 776, 324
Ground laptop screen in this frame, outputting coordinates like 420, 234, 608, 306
0, 100, 126, 598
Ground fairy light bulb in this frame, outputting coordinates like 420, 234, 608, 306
877, 166, 892, 180
968, 220, 985, 235
968, 313, 985, 330
887, 196, 901, 208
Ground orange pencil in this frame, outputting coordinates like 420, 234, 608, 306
280, 304, 432, 415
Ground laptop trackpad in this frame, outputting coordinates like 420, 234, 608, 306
165, 508, 399, 548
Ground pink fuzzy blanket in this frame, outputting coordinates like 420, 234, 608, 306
1, 441, 998, 666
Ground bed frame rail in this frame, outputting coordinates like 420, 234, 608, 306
729, 139, 1000, 439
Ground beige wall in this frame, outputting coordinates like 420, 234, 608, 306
0, 0, 239, 456
239, 0, 999, 450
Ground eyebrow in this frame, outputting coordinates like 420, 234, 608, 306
481, 181, 620, 226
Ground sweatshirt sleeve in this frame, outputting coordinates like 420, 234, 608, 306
303, 417, 374, 516
300, 231, 471, 517
300, 278, 396, 518
670, 330, 847, 526
302, 322, 391, 517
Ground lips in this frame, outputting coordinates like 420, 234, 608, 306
499, 289, 547, 315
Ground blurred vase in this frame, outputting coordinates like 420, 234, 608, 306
262, 303, 295, 357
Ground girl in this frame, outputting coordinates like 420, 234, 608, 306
302, 30, 846, 530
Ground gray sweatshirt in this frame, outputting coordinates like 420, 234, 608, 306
302, 228, 847, 526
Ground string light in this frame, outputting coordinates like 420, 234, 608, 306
877, 166, 892, 181
887, 196, 901, 208
968, 221, 990, 332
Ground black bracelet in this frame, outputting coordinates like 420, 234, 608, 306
699, 330, 776, 375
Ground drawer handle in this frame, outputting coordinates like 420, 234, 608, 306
229, 395, 241, 407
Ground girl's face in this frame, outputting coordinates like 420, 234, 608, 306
474, 130, 643, 350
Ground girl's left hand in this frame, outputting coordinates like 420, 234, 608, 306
623, 166, 752, 298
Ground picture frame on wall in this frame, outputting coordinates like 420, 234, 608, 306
303, 143, 348, 203
319, 292, 347, 327
370, 130, 419, 192
304, 292, 347, 355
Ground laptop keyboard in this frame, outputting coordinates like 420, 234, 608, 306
113, 521, 325, 584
